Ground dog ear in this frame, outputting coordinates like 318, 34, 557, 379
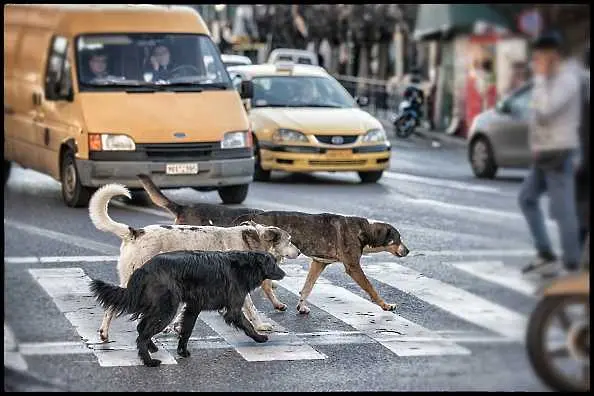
262, 227, 281, 243
241, 228, 262, 250
240, 220, 257, 227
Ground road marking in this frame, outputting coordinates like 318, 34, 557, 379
19, 341, 92, 356
4, 323, 28, 371
198, 311, 326, 362
4, 219, 119, 254
450, 261, 538, 297
384, 171, 502, 194
28, 267, 178, 367
364, 262, 528, 340
277, 264, 471, 356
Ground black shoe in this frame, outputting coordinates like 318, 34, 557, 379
522, 252, 559, 277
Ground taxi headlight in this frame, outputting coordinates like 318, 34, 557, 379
361, 128, 387, 143
272, 128, 308, 143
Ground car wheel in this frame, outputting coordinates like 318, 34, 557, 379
218, 184, 249, 204
470, 136, 498, 179
61, 150, 94, 207
253, 138, 271, 182
358, 170, 383, 184
3, 160, 11, 185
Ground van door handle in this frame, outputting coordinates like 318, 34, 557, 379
4, 105, 14, 115
32, 92, 42, 106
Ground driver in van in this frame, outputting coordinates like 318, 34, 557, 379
146, 44, 176, 81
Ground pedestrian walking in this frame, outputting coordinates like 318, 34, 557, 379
519, 32, 585, 277
576, 47, 590, 249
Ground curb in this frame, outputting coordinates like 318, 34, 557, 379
379, 118, 467, 149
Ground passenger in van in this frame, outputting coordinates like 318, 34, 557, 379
146, 44, 176, 81
83, 50, 120, 83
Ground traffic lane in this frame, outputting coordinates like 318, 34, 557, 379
19, 340, 546, 391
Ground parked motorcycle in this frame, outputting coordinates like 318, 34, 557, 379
391, 99, 420, 139
526, 236, 590, 392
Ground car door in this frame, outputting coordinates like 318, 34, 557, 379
503, 86, 532, 167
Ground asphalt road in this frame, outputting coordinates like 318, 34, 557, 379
4, 137, 559, 391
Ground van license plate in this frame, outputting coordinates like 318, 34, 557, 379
326, 149, 352, 158
166, 163, 199, 175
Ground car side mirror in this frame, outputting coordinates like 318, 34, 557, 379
497, 101, 511, 114
356, 96, 369, 107
239, 80, 253, 100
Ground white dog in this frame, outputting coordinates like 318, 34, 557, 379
88, 184, 300, 342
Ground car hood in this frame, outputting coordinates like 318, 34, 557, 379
78, 91, 249, 143
250, 107, 382, 135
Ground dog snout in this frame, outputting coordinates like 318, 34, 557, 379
286, 245, 301, 259
397, 243, 409, 257
270, 267, 286, 280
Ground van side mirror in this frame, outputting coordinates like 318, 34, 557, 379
356, 96, 369, 107
239, 80, 254, 100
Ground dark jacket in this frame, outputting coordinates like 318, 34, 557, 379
576, 71, 590, 232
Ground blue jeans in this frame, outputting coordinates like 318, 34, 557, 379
518, 155, 581, 268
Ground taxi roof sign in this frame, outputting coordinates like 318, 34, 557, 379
275, 62, 295, 73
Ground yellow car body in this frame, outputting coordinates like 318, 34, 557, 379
228, 64, 391, 182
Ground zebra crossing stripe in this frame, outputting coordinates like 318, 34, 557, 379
28, 268, 177, 367
449, 261, 538, 297
364, 262, 528, 340
198, 311, 326, 362
277, 264, 471, 357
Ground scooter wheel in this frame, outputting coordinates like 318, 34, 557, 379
526, 295, 590, 392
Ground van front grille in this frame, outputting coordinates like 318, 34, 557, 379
138, 142, 218, 161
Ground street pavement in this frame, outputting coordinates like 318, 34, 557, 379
3, 137, 560, 391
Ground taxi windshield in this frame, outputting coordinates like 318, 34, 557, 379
76, 33, 232, 91
251, 76, 356, 108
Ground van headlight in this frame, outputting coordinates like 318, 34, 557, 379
221, 131, 251, 149
89, 134, 136, 151
272, 128, 308, 143
362, 128, 387, 143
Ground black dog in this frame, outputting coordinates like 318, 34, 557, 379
89, 250, 286, 367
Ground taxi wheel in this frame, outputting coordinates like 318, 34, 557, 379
358, 170, 383, 183
61, 150, 93, 208
218, 184, 249, 205
3, 160, 11, 185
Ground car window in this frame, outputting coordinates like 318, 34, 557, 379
507, 89, 531, 116
297, 57, 312, 65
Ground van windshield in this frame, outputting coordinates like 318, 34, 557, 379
76, 33, 232, 91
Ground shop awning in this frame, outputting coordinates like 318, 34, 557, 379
413, 4, 512, 41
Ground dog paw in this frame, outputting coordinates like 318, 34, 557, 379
274, 303, 287, 311
98, 329, 109, 342
177, 348, 191, 358
271, 281, 278, 289
256, 322, 274, 332
381, 303, 398, 311
144, 358, 162, 367
252, 334, 269, 343
297, 304, 311, 314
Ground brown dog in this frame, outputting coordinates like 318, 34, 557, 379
138, 174, 409, 314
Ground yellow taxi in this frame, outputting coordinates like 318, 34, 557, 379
228, 63, 391, 183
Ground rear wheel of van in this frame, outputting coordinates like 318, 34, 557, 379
3, 160, 11, 185
218, 184, 249, 205
358, 170, 383, 183
61, 150, 93, 208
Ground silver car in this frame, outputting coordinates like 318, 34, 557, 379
467, 83, 532, 178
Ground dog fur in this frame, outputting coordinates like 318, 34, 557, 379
90, 250, 286, 367
88, 183, 300, 341
138, 174, 410, 316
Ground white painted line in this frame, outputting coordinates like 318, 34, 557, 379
4, 219, 119, 254
4, 323, 28, 371
384, 171, 502, 194
4, 257, 40, 264
28, 267, 177, 367
4, 256, 119, 264
364, 262, 528, 340
277, 264, 471, 357
450, 261, 538, 297
19, 341, 92, 356
198, 311, 326, 362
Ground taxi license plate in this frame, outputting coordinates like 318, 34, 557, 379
326, 149, 352, 158
166, 163, 199, 175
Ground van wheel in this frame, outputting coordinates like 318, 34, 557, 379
470, 136, 498, 179
358, 170, 383, 183
218, 184, 249, 204
61, 150, 93, 208
3, 160, 11, 185
253, 139, 271, 182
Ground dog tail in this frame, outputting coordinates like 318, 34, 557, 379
89, 279, 131, 317
137, 174, 181, 217
88, 184, 132, 239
